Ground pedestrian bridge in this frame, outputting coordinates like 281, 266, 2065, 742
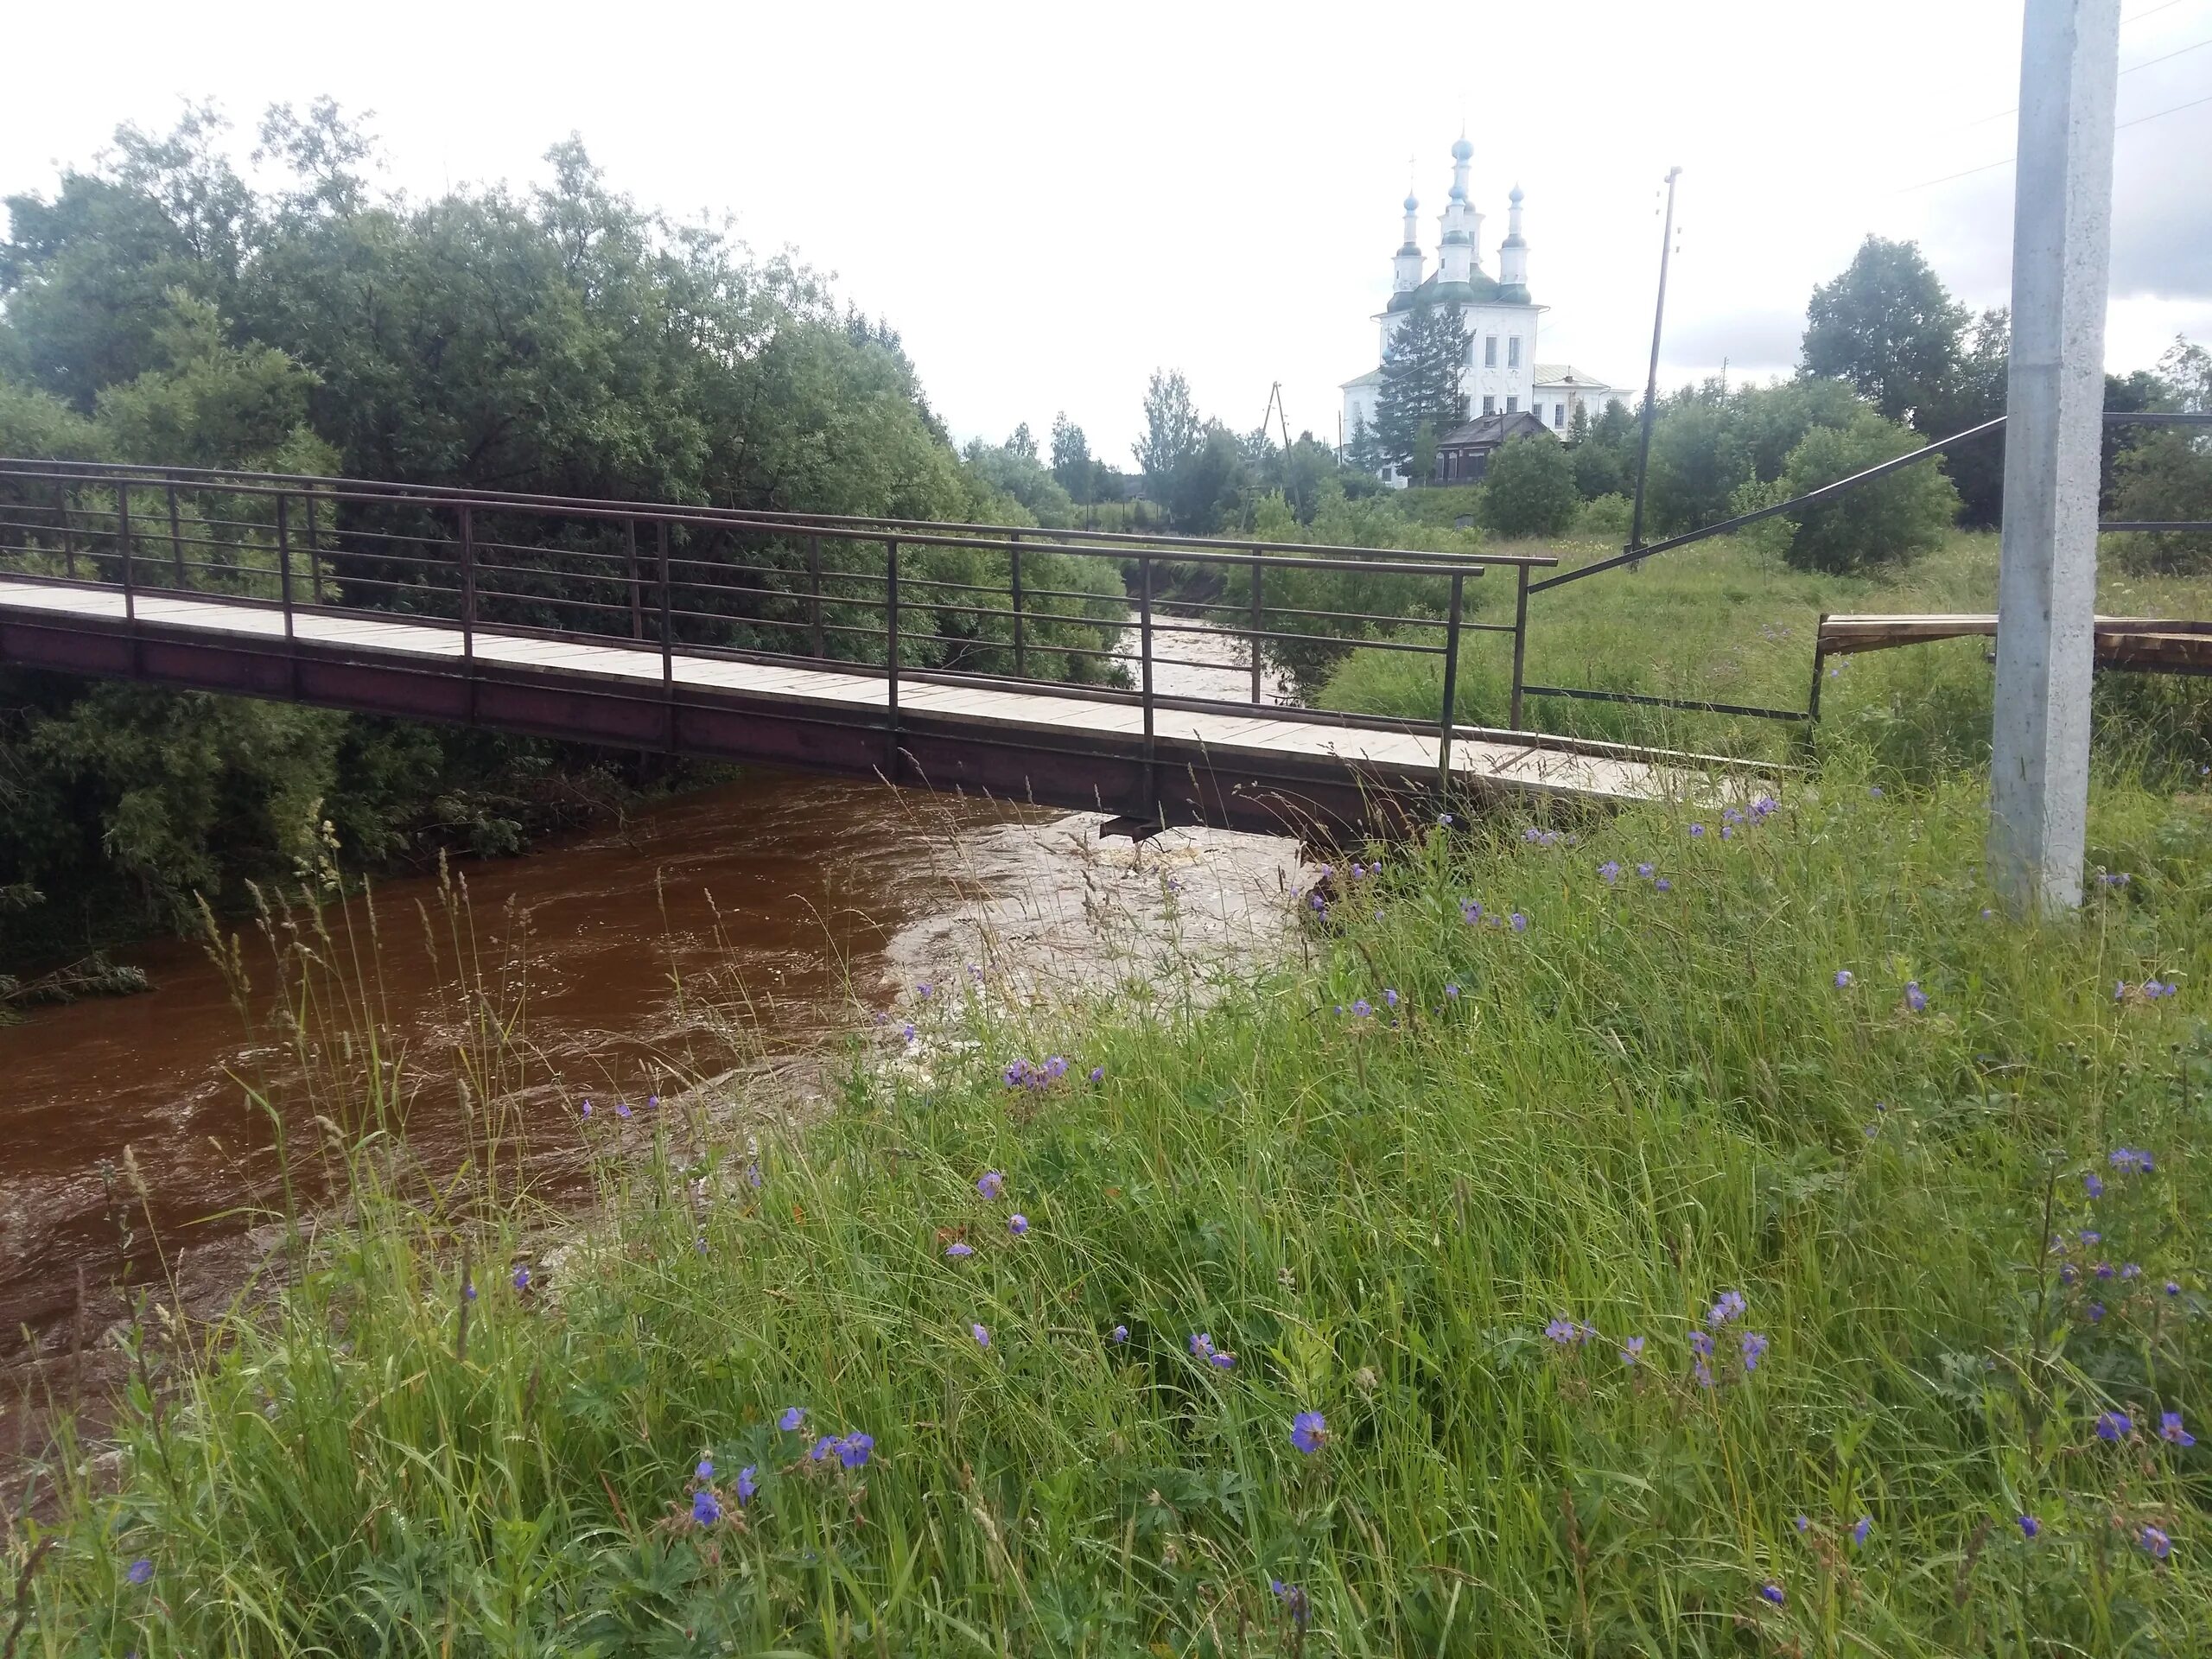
0, 460, 1713, 839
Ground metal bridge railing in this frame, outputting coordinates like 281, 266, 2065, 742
0, 460, 1564, 795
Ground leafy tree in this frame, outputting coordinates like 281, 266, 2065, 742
961, 436, 1077, 527
1914, 307, 2010, 525
1049, 413, 1090, 495
1802, 236, 1967, 424
1006, 422, 1038, 463
1481, 434, 1577, 537
1569, 400, 1635, 500
1374, 296, 1469, 476
1642, 398, 1752, 535
1779, 411, 1960, 573
1160, 423, 1249, 535
1133, 368, 1203, 494
1345, 410, 1385, 478
2108, 336, 2212, 572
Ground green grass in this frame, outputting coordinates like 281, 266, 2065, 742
1320, 530, 2212, 773
16, 765, 2212, 1654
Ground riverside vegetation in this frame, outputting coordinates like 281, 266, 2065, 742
13, 744, 2212, 1653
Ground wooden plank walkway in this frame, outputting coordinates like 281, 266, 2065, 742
0, 577, 1713, 818
1820, 613, 2212, 674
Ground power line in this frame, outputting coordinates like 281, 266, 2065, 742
1899, 85, 2212, 193
1958, 29, 2212, 130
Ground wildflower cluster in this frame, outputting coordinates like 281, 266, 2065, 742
1691, 1289, 1764, 1389
1458, 898, 1529, 932
2115, 978, 2181, 1002
1189, 1331, 1236, 1370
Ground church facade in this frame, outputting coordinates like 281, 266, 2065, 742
1341, 140, 1629, 485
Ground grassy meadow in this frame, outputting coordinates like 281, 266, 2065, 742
15, 751, 2212, 1653
1320, 528, 2212, 776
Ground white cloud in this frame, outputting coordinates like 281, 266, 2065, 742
3, 0, 2206, 456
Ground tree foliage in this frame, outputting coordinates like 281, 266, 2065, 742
1778, 412, 1960, 573
1481, 435, 1578, 538
1802, 236, 1967, 425
1374, 296, 1469, 475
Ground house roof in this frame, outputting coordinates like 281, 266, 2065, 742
1531, 364, 1612, 390
1382, 266, 1533, 314
1435, 410, 1554, 450
1340, 368, 1384, 389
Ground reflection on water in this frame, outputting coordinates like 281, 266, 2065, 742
0, 627, 1311, 1353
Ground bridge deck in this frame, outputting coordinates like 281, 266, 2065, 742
0, 577, 1701, 829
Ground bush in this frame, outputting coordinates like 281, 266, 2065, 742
1573, 492, 1631, 539
1781, 412, 1960, 573
1481, 435, 1579, 538
2108, 429, 2212, 573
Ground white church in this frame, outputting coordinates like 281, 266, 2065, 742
1341, 138, 1629, 485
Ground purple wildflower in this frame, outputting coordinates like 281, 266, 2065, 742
1795, 1514, 1810, 1534
2168, 1281, 2183, 1298
1383, 988, 1399, 1008
2088, 1304, 2105, 1323
1655, 878, 1672, 891
1708, 1290, 1748, 1325
918, 982, 932, 999
696, 1459, 714, 1480
2018, 1514, 2040, 1539
1852, 1516, 1872, 1547
736, 1465, 759, 1503
1759, 1583, 1784, 1606
1209, 1350, 1236, 1370
615, 1101, 632, 1119
1090, 1065, 1105, 1083
1044, 1055, 1069, 1080
2161, 1412, 2195, 1447
1110, 1324, 1128, 1344
2059, 1264, 2079, 1286
1190, 1332, 1214, 1357
512, 1266, 531, 1291
2096, 1262, 2115, 1281
1459, 899, 1484, 924
1007, 1214, 1029, 1236
945, 1242, 974, 1258
1439, 812, 1453, 826
1904, 981, 1928, 1013
2096, 1411, 2132, 1443
971, 1323, 990, 1348
1741, 1331, 1769, 1371
2085, 1173, 2104, 1198
127, 1559, 153, 1586
1834, 969, 1854, 988
580, 1098, 593, 1118
1445, 982, 1461, 999
837, 1433, 874, 1469
1544, 1318, 1577, 1344
1621, 1336, 1645, 1364
901, 1023, 917, 1042
1721, 824, 1735, 840
1291, 1411, 1328, 1454
1690, 823, 1706, 838
1270, 1579, 1313, 1629
2110, 1147, 2155, 1173
809, 1435, 838, 1461
2141, 1524, 2171, 1560
1350, 999, 1372, 1019
2082, 1230, 2101, 1244
692, 1489, 721, 1526
1599, 861, 1621, 884
977, 1171, 1005, 1199
1689, 1329, 1716, 1358
1510, 912, 1529, 932
747, 1161, 763, 1189
779, 1407, 807, 1432
1693, 1359, 1715, 1389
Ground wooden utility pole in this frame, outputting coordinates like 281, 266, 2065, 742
1625, 167, 1682, 566
1988, 0, 2119, 916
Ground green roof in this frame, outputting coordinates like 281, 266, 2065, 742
1385, 269, 1533, 313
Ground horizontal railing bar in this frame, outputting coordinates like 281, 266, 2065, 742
2101, 520, 2212, 532
0, 458, 1549, 567
1530, 416, 2009, 594
1517, 683, 1812, 721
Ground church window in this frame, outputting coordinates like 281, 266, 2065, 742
1484, 336, 1497, 368
1508, 336, 1522, 369
1481, 395, 1496, 416
1507, 396, 1519, 414
1555, 403, 1567, 426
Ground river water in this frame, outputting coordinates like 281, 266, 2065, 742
0, 623, 1308, 1356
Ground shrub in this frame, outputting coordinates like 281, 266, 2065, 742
1573, 492, 1631, 538
1481, 435, 1579, 538
2108, 429, 2212, 574
1780, 411, 1960, 573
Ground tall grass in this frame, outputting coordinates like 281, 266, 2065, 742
1321, 529, 2212, 775
13, 764, 2212, 1653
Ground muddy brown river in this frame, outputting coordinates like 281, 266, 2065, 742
0, 628, 1308, 1357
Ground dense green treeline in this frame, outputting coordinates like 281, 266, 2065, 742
0, 102, 1118, 968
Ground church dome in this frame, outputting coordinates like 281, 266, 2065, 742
1452, 136, 1473, 162
1403, 193, 1419, 212
1510, 183, 1524, 204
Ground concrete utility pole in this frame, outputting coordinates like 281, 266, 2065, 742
1988, 0, 2120, 917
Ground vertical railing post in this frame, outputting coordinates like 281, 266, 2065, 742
657, 520, 673, 689
808, 532, 824, 658
459, 505, 476, 671
306, 493, 324, 604
1140, 553, 1156, 817
1438, 569, 1465, 784
1248, 550, 1263, 704
276, 493, 294, 642
117, 480, 135, 622
884, 537, 901, 778
625, 518, 644, 640
1009, 534, 1025, 679
1808, 613, 1829, 721
57, 486, 75, 580
1508, 563, 1531, 730
166, 480, 184, 587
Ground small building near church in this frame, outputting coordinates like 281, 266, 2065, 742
1433, 410, 1552, 484
1341, 139, 1630, 486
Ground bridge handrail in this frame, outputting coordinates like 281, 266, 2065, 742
0, 457, 1557, 570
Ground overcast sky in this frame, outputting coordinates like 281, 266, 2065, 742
5, 0, 2209, 459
